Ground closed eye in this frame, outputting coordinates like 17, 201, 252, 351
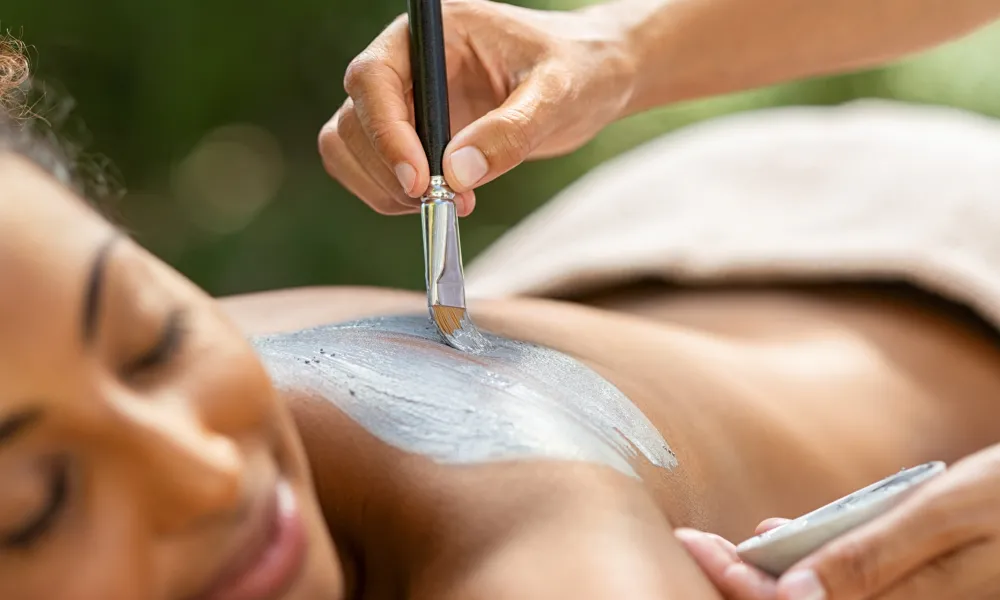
121, 308, 188, 379
1, 457, 70, 550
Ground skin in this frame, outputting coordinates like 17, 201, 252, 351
685, 443, 1000, 600
319, 0, 1000, 216
320, 1, 1000, 596
223, 281, 1000, 598
0, 148, 728, 599
0, 150, 723, 599
6, 3, 1000, 595
5, 146, 1000, 598
0, 153, 345, 600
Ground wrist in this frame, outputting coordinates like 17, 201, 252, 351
576, 0, 668, 120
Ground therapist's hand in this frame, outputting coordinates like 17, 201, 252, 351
677, 445, 1000, 600
319, 0, 636, 216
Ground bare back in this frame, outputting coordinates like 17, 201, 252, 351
220, 282, 1000, 541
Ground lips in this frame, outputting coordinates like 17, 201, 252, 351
195, 480, 309, 600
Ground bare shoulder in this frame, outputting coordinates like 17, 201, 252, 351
217, 285, 426, 335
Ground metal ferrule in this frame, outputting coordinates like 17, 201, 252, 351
421, 176, 466, 309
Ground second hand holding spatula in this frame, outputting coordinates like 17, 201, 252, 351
408, 0, 490, 353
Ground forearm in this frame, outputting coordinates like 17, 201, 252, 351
586, 0, 1000, 114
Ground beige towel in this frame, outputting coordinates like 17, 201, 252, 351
465, 100, 1000, 328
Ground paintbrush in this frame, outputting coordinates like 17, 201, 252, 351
408, 0, 490, 353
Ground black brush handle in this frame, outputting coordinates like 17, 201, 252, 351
408, 0, 450, 178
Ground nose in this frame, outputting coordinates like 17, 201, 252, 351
116, 399, 247, 534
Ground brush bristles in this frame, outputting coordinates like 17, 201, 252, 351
430, 305, 465, 335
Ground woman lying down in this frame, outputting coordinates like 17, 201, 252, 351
5, 52, 1000, 600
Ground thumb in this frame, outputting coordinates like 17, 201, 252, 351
776, 488, 972, 600
442, 71, 554, 193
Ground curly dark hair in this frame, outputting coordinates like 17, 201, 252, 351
0, 36, 29, 112
1, 33, 122, 205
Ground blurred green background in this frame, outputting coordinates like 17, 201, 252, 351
4, 1, 1000, 297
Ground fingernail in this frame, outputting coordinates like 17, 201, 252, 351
778, 570, 826, 600
394, 163, 416, 194
449, 146, 488, 188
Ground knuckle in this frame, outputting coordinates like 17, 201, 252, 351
442, 0, 492, 22
368, 123, 397, 155
317, 122, 338, 158
539, 69, 574, 101
830, 537, 883, 592
318, 126, 347, 174
441, 0, 472, 12
343, 55, 376, 96
319, 151, 347, 185
321, 157, 351, 189
389, 12, 409, 28
494, 108, 535, 163
335, 104, 360, 139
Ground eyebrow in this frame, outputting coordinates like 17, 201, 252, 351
0, 408, 43, 447
82, 235, 121, 344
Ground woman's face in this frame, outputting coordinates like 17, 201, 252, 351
0, 154, 344, 600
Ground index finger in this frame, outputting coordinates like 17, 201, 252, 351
343, 15, 428, 198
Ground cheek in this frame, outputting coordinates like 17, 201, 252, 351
0, 486, 152, 600
66, 515, 154, 600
